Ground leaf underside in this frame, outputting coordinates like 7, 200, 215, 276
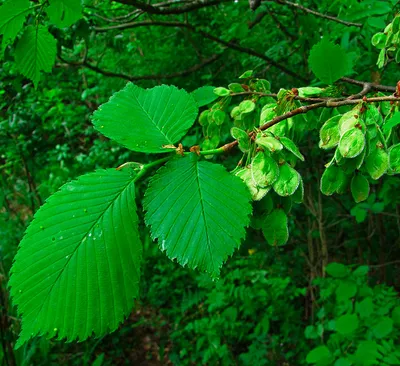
144, 155, 252, 277
92, 83, 198, 153
9, 169, 142, 348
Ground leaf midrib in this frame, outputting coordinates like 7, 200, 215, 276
28, 176, 135, 331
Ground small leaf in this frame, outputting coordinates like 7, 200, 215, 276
260, 103, 276, 125
339, 110, 360, 136
336, 281, 357, 302
306, 346, 332, 364
319, 115, 341, 150
365, 148, 389, 179
0, 0, 31, 47
262, 209, 289, 246
391, 306, 400, 326
298, 87, 324, 97
354, 341, 380, 365
292, 176, 304, 204
212, 109, 226, 126
351, 174, 370, 203
336, 313, 359, 335
47, 0, 82, 28
280, 136, 305, 161
338, 128, 365, 158
9, 169, 143, 348
356, 297, 374, 319
372, 317, 393, 338
372, 32, 387, 49
251, 152, 279, 187
256, 134, 283, 152
325, 263, 349, 278
213, 87, 230, 97
383, 112, 400, 133
231, 127, 250, 153
144, 156, 252, 277
15, 26, 57, 88
320, 166, 345, 196
389, 144, 400, 174
239, 100, 255, 114
308, 38, 350, 84
273, 163, 300, 196
228, 83, 245, 92
239, 70, 253, 79
92, 84, 198, 153
191, 86, 218, 107
236, 167, 271, 201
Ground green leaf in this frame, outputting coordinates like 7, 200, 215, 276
280, 137, 305, 161
292, 176, 304, 204
191, 86, 218, 107
306, 346, 332, 365
319, 115, 341, 150
372, 32, 387, 49
372, 317, 393, 338
236, 167, 271, 201
231, 127, 251, 153
15, 25, 57, 88
92, 83, 198, 153
144, 156, 252, 277
251, 152, 279, 188
336, 313, 359, 335
212, 109, 226, 126
389, 144, 400, 174
262, 209, 289, 246
228, 83, 245, 92
334, 358, 352, 366
9, 169, 142, 348
336, 281, 357, 302
356, 297, 374, 319
325, 262, 349, 278
320, 166, 345, 196
338, 128, 365, 158
213, 87, 230, 97
298, 87, 324, 97
273, 163, 300, 196
351, 174, 370, 203
308, 38, 350, 84
256, 134, 283, 152
365, 148, 389, 179
239, 70, 253, 79
383, 112, 400, 133
239, 100, 255, 114
391, 306, 400, 326
0, 0, 31, 47
47, 0, 82, 28
354, 341, 380, 365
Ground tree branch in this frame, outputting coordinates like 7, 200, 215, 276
220, 94, 400, 153
112, 0, 231, 14
94, 20, 308, 82
58, 53, 221, 81
341, 77, 397, 93
271, 0, 362, 28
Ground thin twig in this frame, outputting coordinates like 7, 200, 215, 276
271, 0, 362, 28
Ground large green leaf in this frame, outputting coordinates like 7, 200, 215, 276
9, 169, 142, 348
308, 38, 350, 84
47, 0, 82, 28
92, 84, 198, 153
0, 0, 31, 48
144, 155, 252, 277
14, 25, 57, 88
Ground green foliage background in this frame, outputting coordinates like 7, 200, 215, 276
1, 0, 400, 365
